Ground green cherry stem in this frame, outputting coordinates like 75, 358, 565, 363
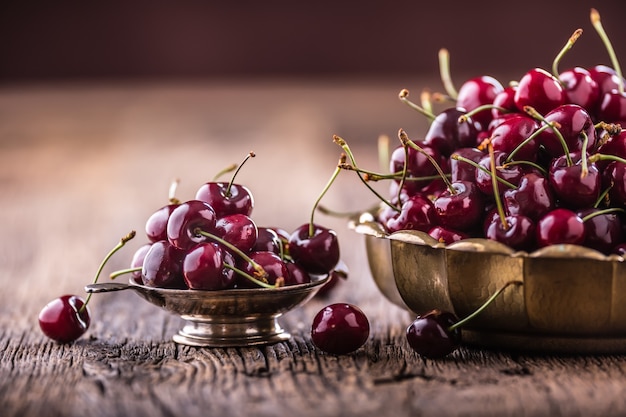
224, 151, 255, 198
81, 230, 136, 312
438, 48, 458, 100
552, 28, 583, 79
488, 142, 508, 230
580, 132, 590, 178
223, 264, 282, 289
334, 135, 400, 212
195, 229, 268, 280
591, 8, 625, 95
505, 122, 554, 163
448, 280, 523, 332
524, 106, 572, 166
588, 153, 626, 165
594, 185, 612, 208
450, 153, 519, 190
307, 153, 344, 237
168, 178, 181, 204
212, 163, 237, 182
109, 266, 142, 280
581, 207, 626, 223
501, 160, 548, 177
399, 129, 456, 194
398, 89, 436, 121
458, 104, 510, 123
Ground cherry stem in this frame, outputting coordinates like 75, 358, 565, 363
396, 138, 410, 206
505, 123, 553, 163
588, 153, 626, 165
398, 89, 436, 121
591, 8, 625, 95
580, 132, 590, 178
594, 185, 612, 208
225, 151, 255, 198
168, 178, 181, 204
421, 89, 434, 116
340, 165, 447, 183
551, 28, 583, 79
458, 104, 510, 123
334, 135, 400, 212
212, 163, 237, 182
400, 129, 456, 194
488, 142, 508, 230
223, 264, 283, 289
195, 229, 268, 279
81, 230, 136, 312
109, 266, 141, 280
501, 160, 548, 177
450, 154, 519, 190
523, 106, 572, 166
308, 153, 344, 237
448, 280, 523, 331
438, 48, 458, 100
581, 207, 626, 223
378, 134, 390, 173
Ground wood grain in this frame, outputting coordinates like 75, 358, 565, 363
2, 80, 626, 417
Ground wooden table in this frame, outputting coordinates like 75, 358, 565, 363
3, 79, 626, 417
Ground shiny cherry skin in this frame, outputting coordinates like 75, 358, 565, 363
576, 208, 624, 255
598, 90, 626, 124
252, 227, 283, 254
424, 107, 480, 156
485, 214, 536, 251
141, 240, 187, 288
39, 295, 91, 343
129, 243, 152, 281
548, 153, 601, 209
311, 303, 370, 355
428, 226, 468, 244
514, 68, 566, 115
603, 161, 626, 206
474, 151, 524, 197
389, 144, 446, 189
288, 224, 340, 275
536, 104, 596, 158
385, 194, 439, 233
558, 66, 600, 110
215, 213, 258, 253
535, 208, 585, 247
166, 200, 217, 250
450, 147, 484, 182
588, 65, 625, 96
183, 242, 236, 290
145, 203, 179, 243
456, 75, 504, 128
596, 129, 626, 171
491, 85, 518, 119
503, 172, 556, 221
195, 182, 254, 217
284, 261, 312, 286
489, 114, 539, 162
433, 181, 485, 232
406, 309, 461, 359
237, 251, 288, 288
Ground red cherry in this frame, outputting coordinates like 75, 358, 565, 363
456, 75, 504, 128
535, 208, 586, 247
559, 66, 600, 110
195, 182, 254, 217
141, 240, 187, 289
38, 295, 91, 344
215, 213, 258, 253
183, 242, 237, 290
406, 309, 461, 359
433, 180, 485, 232
311, 303, 370, 355
166, 200, 217, 250
288, 224, 340, 275
514, 68, 566, 115
385, 194, 439, 233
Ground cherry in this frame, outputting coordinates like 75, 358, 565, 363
589, 65, 624, 96
449, 147, 484, 182
559, 67, 600, 110
428, 226, 468, 244
236, 251, 288, 288
486, 214, 536, 251
311, 303, 370, 355
474, 151, 524, 197
166, 200, 217, 250
535, 208, 586, 247
433, 180, 485, 232
535, 104, 596, 158
385, 194, 438, 233
455, 75, 504, 128
215, 213, 258, 253
596, 128, 626, 171
389, 143, 445, 186
577, 208, 624, 254
129, 243, 151, 281
195, 152, 255, 217
39, 231, 136, 343
289, 224, 340, 275
602, 160, 626, 206
284, 261, 312, 286
423, 107, 480, 156
491, 85, 518, 119
489, 114, 540, 162
183, 242, 237, 290
548, 152, 601, 209
145, 179, 181, 243
39, 295, 91, 344
503, 172, 556, 221
252, 227, 284, 254
406, 309, 461, 359
514, 68, 566, 115
141, 240, 187, 289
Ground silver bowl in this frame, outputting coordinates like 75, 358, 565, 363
350, 211, 626, 354
85, 276, 329, 347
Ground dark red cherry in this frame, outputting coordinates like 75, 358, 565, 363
603, 161, 626, 206
424, 107, 480, 156
166, 200, 217, 250
485, 214, 536, 251
450, 147, 484, 182
433, 181, 485, 232
428, 226, 468, 244
141, 240, 186, 289
548, 153, 601, 209
491, 85, 518, 119
489, 114, 539, 161
288, 224, 340, 275
284, 261, 312, 286
503, 172, 556, 221
145, 203, 179, 243
596, 129, 626, 171
558, 66, 600, 110
311, 303, 370, 355
389, 144, 445, 186
39, 295, 91, 344
598, 90, 626, 124
514, 68, 566, 115
237, 251, 288, 288
252, 227, 283, 254
195, 181, 254, 217
215, 213, 258, 253
129, 243, 152, 281
456, 75, 504, 128
588, 65, 625, 96
385, 194, 438, 233
406, 309, 461, 359
535, 208, 585, 247
536, 104, 596, 158
576, 208, 624, 255
474, 151, 524, 196
183, 242, 236, 290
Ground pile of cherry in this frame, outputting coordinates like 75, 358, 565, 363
365, 9, 626, 257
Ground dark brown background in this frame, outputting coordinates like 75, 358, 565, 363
1, 0, 625, 83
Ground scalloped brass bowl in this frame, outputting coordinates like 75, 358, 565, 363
350, 212, 626, 354
85, 276, 329, 347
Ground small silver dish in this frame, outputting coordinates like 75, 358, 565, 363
85, 276, 329, 347
350, 211, 626, 354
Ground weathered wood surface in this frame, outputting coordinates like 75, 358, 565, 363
3, 80, 626, 417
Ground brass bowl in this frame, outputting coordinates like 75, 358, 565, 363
85, 276, 329, 347
350, 212, 626, 354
